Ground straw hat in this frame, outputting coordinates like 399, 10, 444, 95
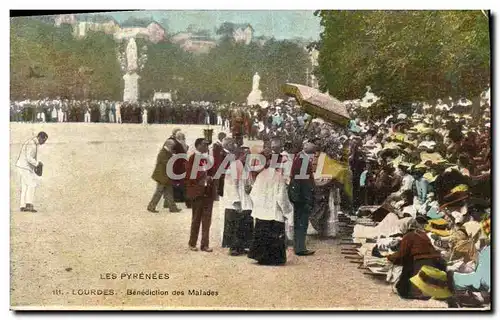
420, 151, 446, 165
423, 172, 438, 183
423, 118, 433, 125
412, 123, 434, 134
410, 266, 452, 299
390, 155, 403, 167
439, 184, 470, 210
398, 161, 413, 170
415, 162, 429, 170
418, 141, 436, 150
383, 142, 402, 150
424, 218, 452, 237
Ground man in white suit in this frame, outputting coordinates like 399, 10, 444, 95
115, 102, 122, 124
84, 107, 91, 123
15, 131, 48, 212
142, 107, 148, 125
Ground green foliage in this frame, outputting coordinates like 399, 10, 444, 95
314, 10, 490, 105
10, 17, 121, 100
215, 22, 236, 39
11, 17, 310, 102
140, 37, 309, 102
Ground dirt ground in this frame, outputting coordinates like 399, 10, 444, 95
10, 123, 449, 310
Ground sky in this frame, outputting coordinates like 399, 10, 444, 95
107, 10, 322, 40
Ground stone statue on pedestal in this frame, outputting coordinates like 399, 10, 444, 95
121, 38, 140, 102
126, 38, 138, 72
247, 72, 263, 106
252, 72, 260, 91
123, 73, 140, 103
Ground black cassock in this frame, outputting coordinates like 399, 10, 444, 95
222, 209, 254, 250
248, 218, 286, 265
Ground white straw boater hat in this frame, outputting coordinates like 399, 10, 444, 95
418, 141, 436, 151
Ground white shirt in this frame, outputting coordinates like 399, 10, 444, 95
16, 138, 39, 172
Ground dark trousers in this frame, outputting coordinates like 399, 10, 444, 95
352, 174, 362, 209
148, 183, 177, 210
188, 196, 214, 249
223, 209, 253, 250
293, 203, 311, 253
360, 186, 366, 206
365, 185, 376, 205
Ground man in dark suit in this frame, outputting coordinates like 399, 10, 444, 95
289, 138, 319, 256
147, 140, 181, 213
186, 138, 218, 252
212, 132, 227, 197
168, 129, 188, 204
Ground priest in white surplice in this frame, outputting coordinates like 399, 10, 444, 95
15, 132, 48, 212
247, 152, 294, 265
220, 138, 254, 256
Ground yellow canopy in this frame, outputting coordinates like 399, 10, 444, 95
316, 152, 353, 199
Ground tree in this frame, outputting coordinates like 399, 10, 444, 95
313, 10, 490, 106
10, 17, 121, 100
120, 17, 151, 27
139, 41, 196, 99
215, 22, 236, 39
10, 17, 311, 103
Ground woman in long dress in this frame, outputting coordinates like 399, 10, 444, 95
248, 164, 293, 265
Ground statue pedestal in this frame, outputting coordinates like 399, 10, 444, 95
123, 72, 140, 102
247, 89, 262, 106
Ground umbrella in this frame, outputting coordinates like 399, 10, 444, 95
282, 83, 350, 126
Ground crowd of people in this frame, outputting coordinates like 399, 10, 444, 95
144, 93, 490, 308
10, 99, 240, 126
13, 91, 491, 308
344, 95, 491, 308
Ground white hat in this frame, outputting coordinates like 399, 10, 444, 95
397, 113, 408, 120
418, 141, 436, 150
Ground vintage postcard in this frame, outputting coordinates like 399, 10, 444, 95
9, 9, 491, 310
